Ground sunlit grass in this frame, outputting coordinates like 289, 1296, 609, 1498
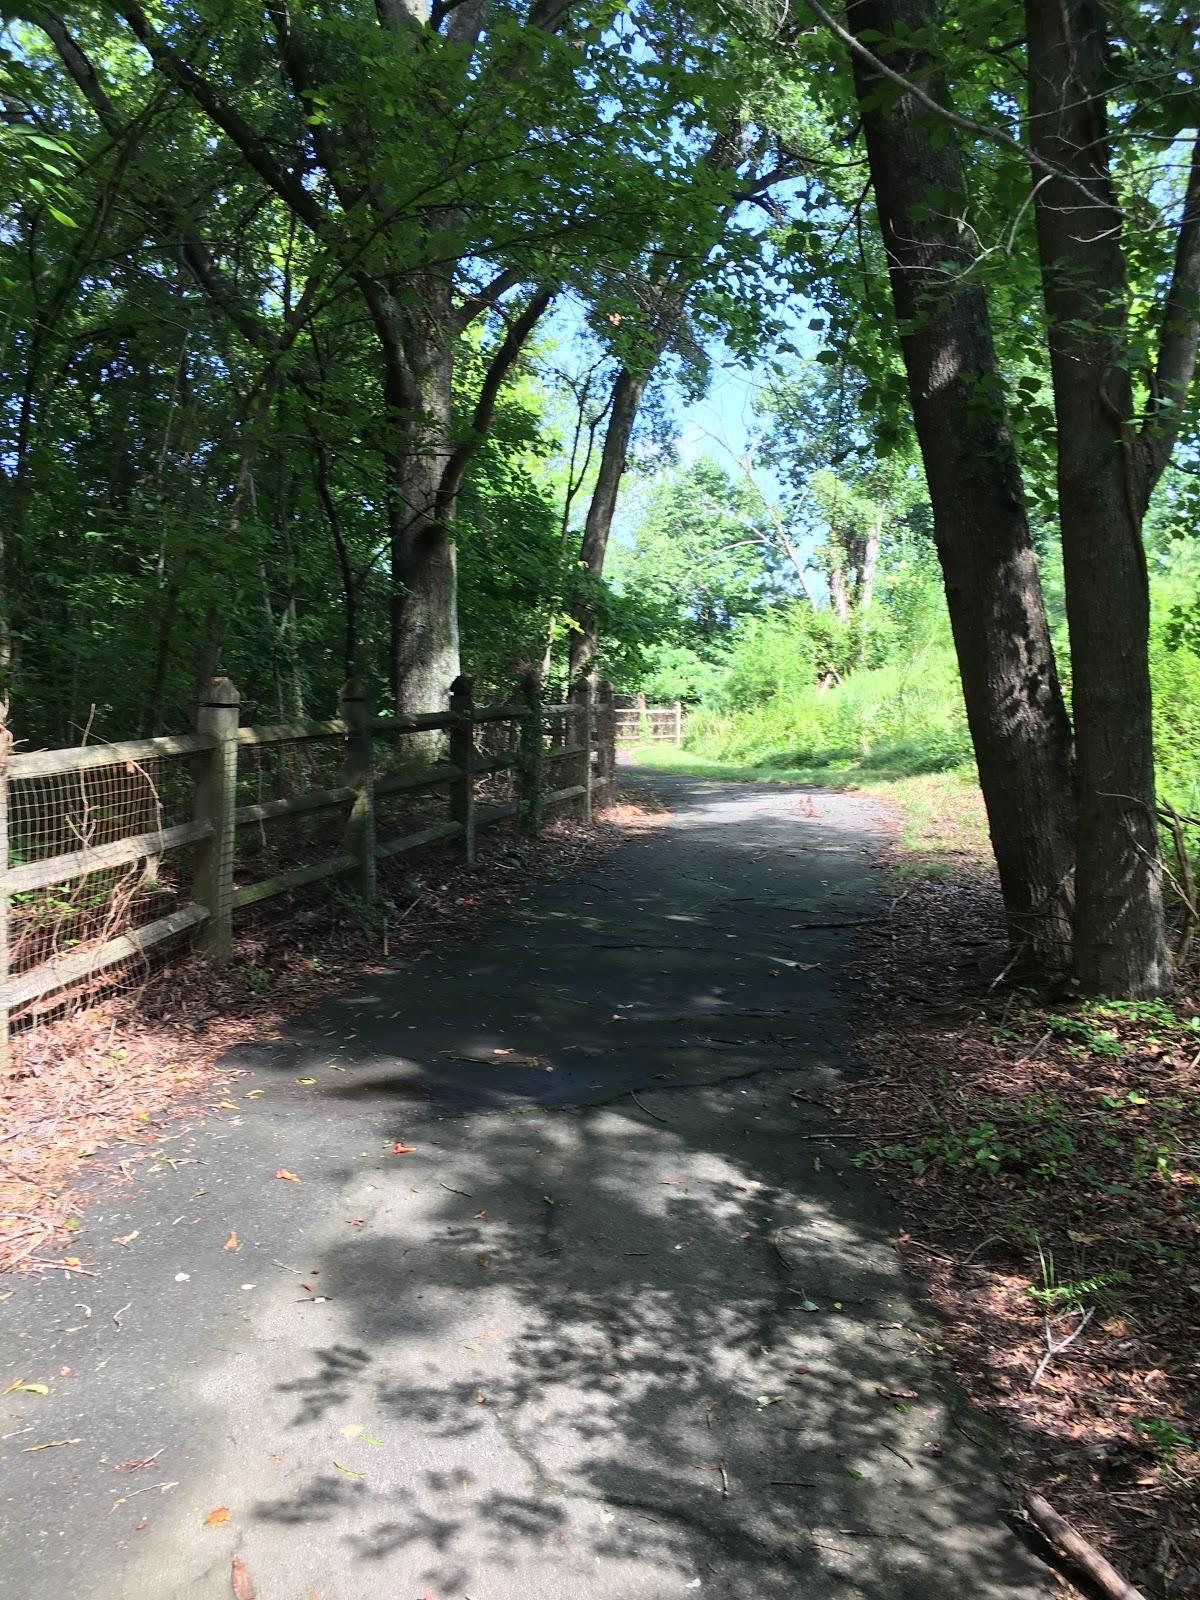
626, 744, 992, 868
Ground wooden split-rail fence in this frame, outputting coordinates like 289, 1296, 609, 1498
0, 673, 617, 1062
613, 694, 683, 746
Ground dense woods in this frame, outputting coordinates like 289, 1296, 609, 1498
2, 0, 1199, 996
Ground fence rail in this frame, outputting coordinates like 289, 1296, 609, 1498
0, 673, 617, 1061
614, 695, 683, 746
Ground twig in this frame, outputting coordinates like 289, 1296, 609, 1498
880, 1440, 914, 1469
1024, 1493, 1148, 1600
438, 1181, 474, 1198
770, 1230, 795, 1272
1016, 1030, 1052, 1066
959, 1234, 1001, 1267
718, 1459, 729, 1497
1030, 1307, 1094, 1389
111, 1301, 132, 1330
110, 1479, 179, 1511
902, 1238, 954, 1264
629, 1089, 668, 1124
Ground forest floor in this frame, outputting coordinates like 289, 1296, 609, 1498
841, 797, 1200, 1600
0, 771, 1051, 1600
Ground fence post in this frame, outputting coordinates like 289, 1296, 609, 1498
596, 679, 616, 806
0, 723, 10, 1070
571, 677, 595, 823
635, 689, 648, 744
518, 669, 544, 834
448, 675, 477, 866
339, 677, 377, 902
673, 700, 683, 746
192, 676, 240, 961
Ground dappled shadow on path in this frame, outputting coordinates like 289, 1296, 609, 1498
227, 775, 1045, 1599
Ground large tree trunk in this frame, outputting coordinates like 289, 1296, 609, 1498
374, 280, 462, 717
568, 366, 644, 682
1025, 0, 1170, 995
850, 0, 1077, 971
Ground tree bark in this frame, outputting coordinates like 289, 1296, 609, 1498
568, 366, 645, 682
1025, 0, 1170, 995
825, 539, 851, 623
850, 0, 1077, 970
369, 278, 462, 717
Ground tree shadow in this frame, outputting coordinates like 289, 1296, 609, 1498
227, 776, 1047, 1598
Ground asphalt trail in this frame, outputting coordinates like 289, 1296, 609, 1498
2, 773, 1048, 1600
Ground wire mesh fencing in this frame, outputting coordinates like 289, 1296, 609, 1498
0, 675, 618, 1062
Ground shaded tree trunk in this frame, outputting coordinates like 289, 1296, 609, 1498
850, 0, 1077, 970
370, 279, 462, 717
568, 366, 644, 682
1026, 0, 1171, 995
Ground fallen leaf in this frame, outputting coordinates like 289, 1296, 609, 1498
231, 1557, 256, 1600
113, 1231, 140, 1247
212, 1101, 238, 1111
472, 1210, 487, 1220
333, 1461, 363, 1479
274, 1169, 301, 1183
223, 1231, 239, 1251
204, 1506, 231, 1527
296, 1077, 317, 1085
11, 1381, 49, 1396
346, 1218, 365, 1227
244, 1090, 265, 1100
339, 1424, 364, 1439
392, 1142, 416, 1155
846, 1467, 866, 1481
478, 1255, 490, 1268
800, 1299, 820, 1313
361, 1435, 383, 1447
474, 1392, 487, 1404
875, 1386, 918, 1401
493, 1048, 513, 1056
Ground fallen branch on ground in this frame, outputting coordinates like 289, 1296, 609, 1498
1024, 1493, 1148, 1600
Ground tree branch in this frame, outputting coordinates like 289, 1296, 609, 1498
1140, 130, 1200, 483
452, 264, 531, 333
114, 0, 325, 234
803, 0, 1114, 216
437, 285, 555, 514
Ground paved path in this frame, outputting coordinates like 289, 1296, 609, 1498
3, 775, 1048, 1600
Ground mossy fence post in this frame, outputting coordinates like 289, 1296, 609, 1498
192, 676, 240, 961
0, 721, 9, 1070
340, 676, 377, 901
595, 679, 616, 805
571, 676, 595, 822
448, 675, 477, 866
518, 670, 544, 834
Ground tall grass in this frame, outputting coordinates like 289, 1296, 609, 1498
684, 641, 972, 781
